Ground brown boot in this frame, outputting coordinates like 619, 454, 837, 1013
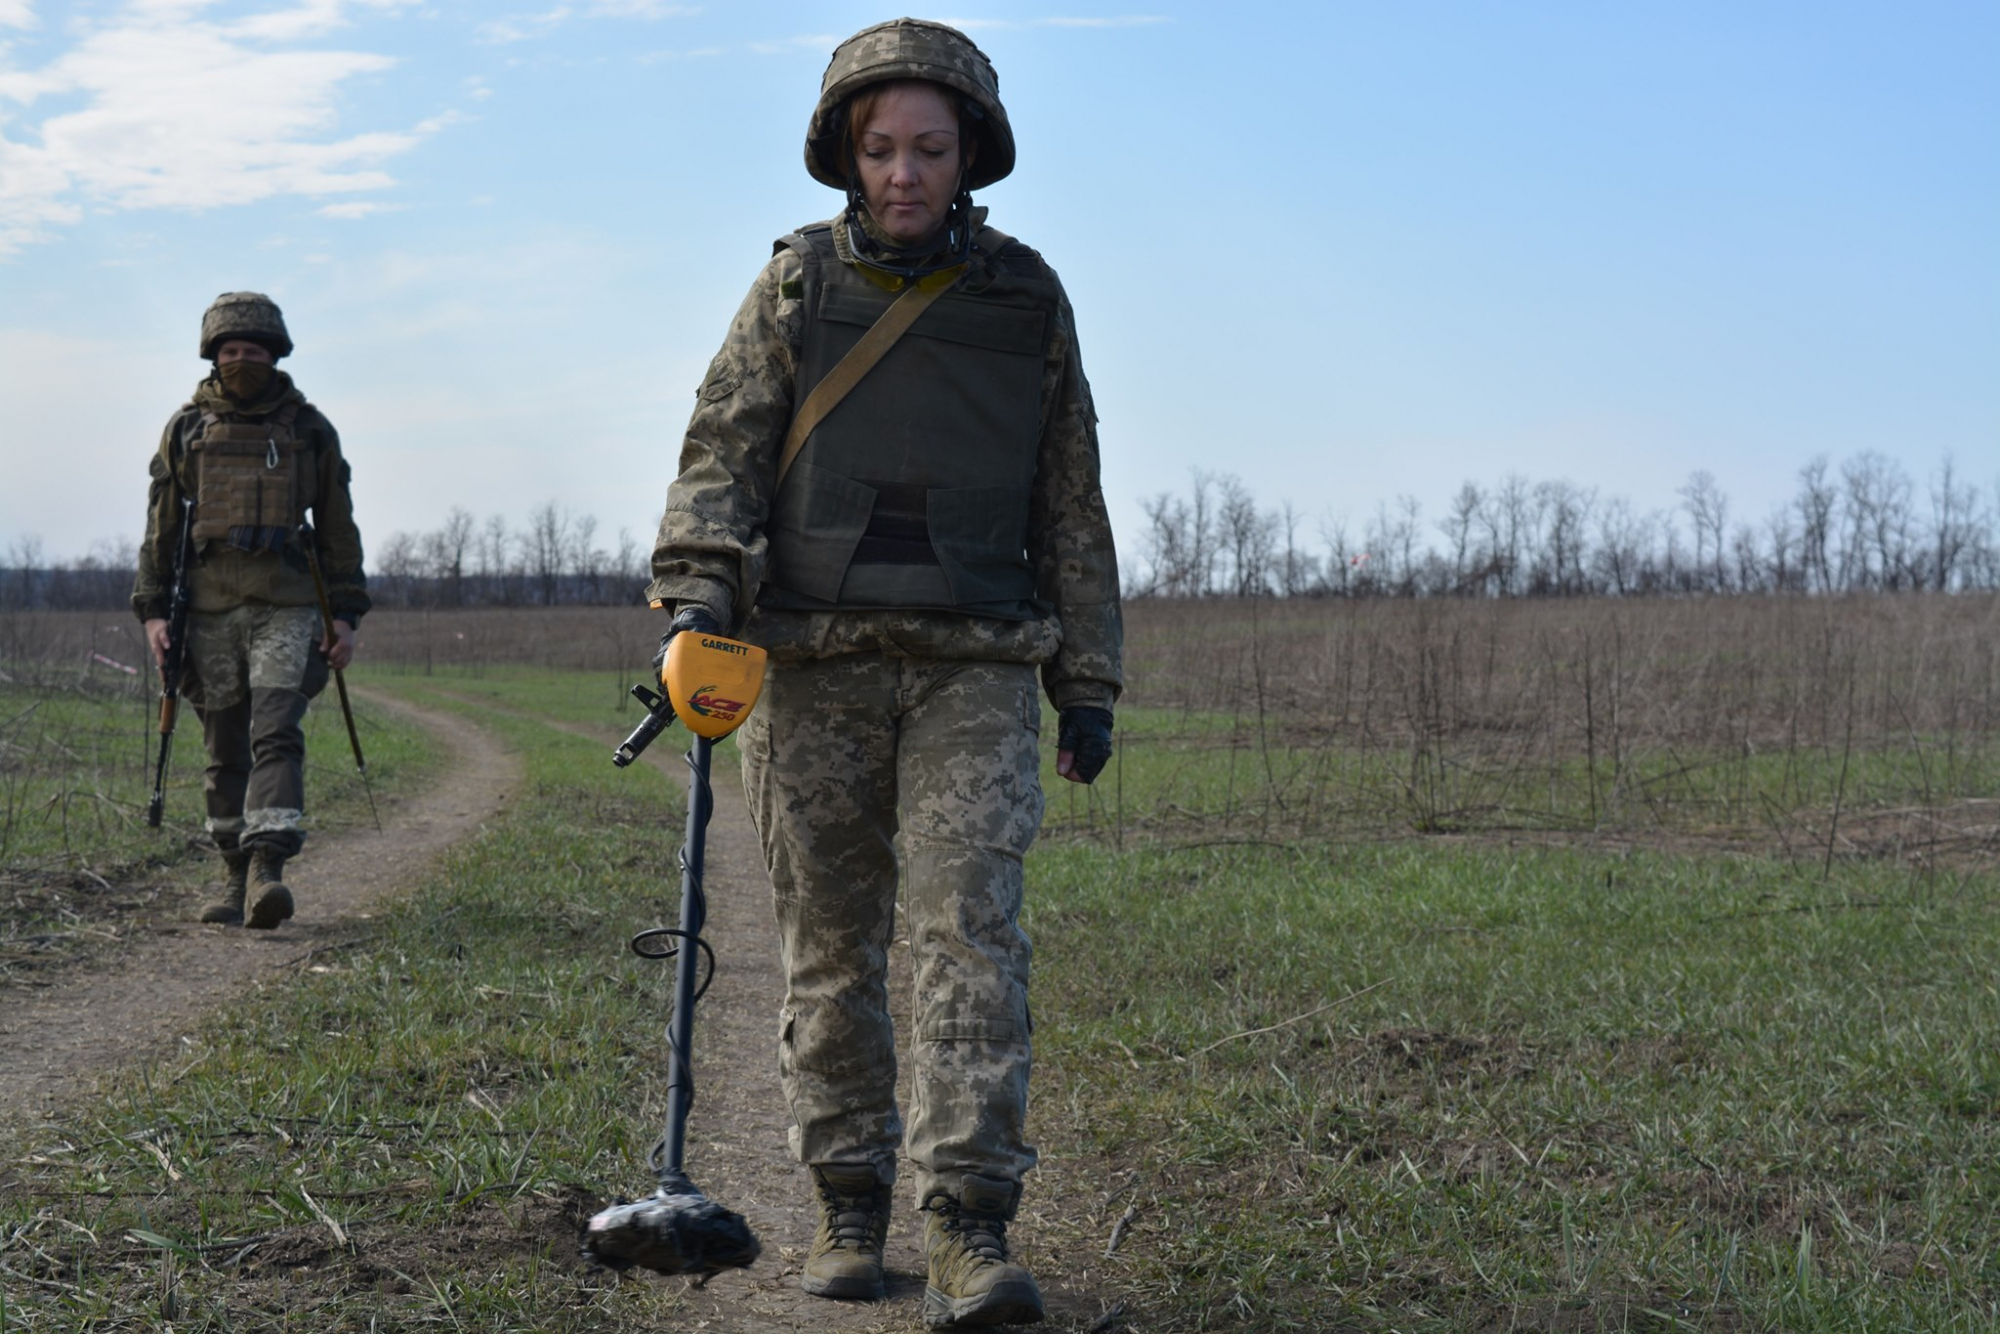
921, 1176, 1043, 1328
244, 848, 295, 930
199, 849, 252, 925
801, 1164, 891, 1300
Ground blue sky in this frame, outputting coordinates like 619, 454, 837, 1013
2, 0, 1995, 576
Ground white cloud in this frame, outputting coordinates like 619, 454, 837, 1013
231, 0, 418, 41
318, 199, 403, 218
0, 1, 446, 257
478, 0, 695, 44
414, 108, 467, 134
0, 2, 37, 31
476, 6, 567, 45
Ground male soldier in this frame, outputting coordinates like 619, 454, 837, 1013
132, 292, 369, 929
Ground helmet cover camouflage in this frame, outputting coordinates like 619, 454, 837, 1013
805, 18, 1015, 191
200, 291, 293, 360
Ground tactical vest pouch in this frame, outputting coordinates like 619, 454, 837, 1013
767, 464, 875, 605
926, 483, 1034, 606
188, 415, 313, 550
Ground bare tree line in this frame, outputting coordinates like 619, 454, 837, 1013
0, 504, 654, 612
1131, 453, 2000, 599
367, 503, 650, 609
1, 536, 140, 612
8, 451, 1997, 611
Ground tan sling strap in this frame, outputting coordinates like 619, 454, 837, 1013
774, 263, 968, 489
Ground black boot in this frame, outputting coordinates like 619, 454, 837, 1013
200, 848, 252, 925
245, 847, 295, 930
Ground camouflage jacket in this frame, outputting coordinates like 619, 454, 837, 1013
132, 372, 370, 623
647, 217, 1123, 712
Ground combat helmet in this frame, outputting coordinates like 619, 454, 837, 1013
199, 291, 293, 361
805, 18, 1015, 192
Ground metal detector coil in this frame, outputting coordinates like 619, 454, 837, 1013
662, 633, 766, 739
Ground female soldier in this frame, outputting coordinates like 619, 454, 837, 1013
646, 18, 1120, 1328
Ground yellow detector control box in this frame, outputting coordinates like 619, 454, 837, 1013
662, 633, 767, 739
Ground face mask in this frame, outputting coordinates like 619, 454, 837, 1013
218, 359, 274, 401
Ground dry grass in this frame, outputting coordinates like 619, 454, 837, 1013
1072, 595, 2000, 868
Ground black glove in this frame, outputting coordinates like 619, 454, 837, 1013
1056, 706, 1114, 784
650, 604, 721, 676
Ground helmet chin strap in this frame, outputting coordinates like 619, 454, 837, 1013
843, 171, 976, 279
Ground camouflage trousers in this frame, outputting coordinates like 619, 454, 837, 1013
183, 604, 328, 857
740, 654, 1044, 1203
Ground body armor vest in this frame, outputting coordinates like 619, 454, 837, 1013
186, 402, 315, 553
760, 224, 1060, 620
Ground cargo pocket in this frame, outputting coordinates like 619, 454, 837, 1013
919, 1007, 1027, 1047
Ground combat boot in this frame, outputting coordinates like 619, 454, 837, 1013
801, 1164, 891, 1300
920, 1175, 1043, 1328
244, 847, 295, 930
199, 848, 252, 925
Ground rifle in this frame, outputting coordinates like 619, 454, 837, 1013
146, 497, 195, 828
298, 523, 380, 830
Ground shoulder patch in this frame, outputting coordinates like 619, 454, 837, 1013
779, 276, 803, 301
697, 368, 742, 404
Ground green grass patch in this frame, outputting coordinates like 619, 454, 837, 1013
1026, 838, 2000, 1330
0, 677, 701, 1332
355, 662, 664, 738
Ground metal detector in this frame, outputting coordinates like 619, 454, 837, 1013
584, 629, 767, 1279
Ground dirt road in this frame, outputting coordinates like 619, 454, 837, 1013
0, 688, 520, 1122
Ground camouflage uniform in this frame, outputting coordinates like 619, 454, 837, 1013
648, 211, 1122, 1204
133, 371, 368, 857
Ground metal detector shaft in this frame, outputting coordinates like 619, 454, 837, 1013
658, 733, 714, 1179
581, 631, 762, 1279
579, 727, 757, 1279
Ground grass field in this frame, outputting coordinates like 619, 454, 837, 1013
2, 598, 1996, 1331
